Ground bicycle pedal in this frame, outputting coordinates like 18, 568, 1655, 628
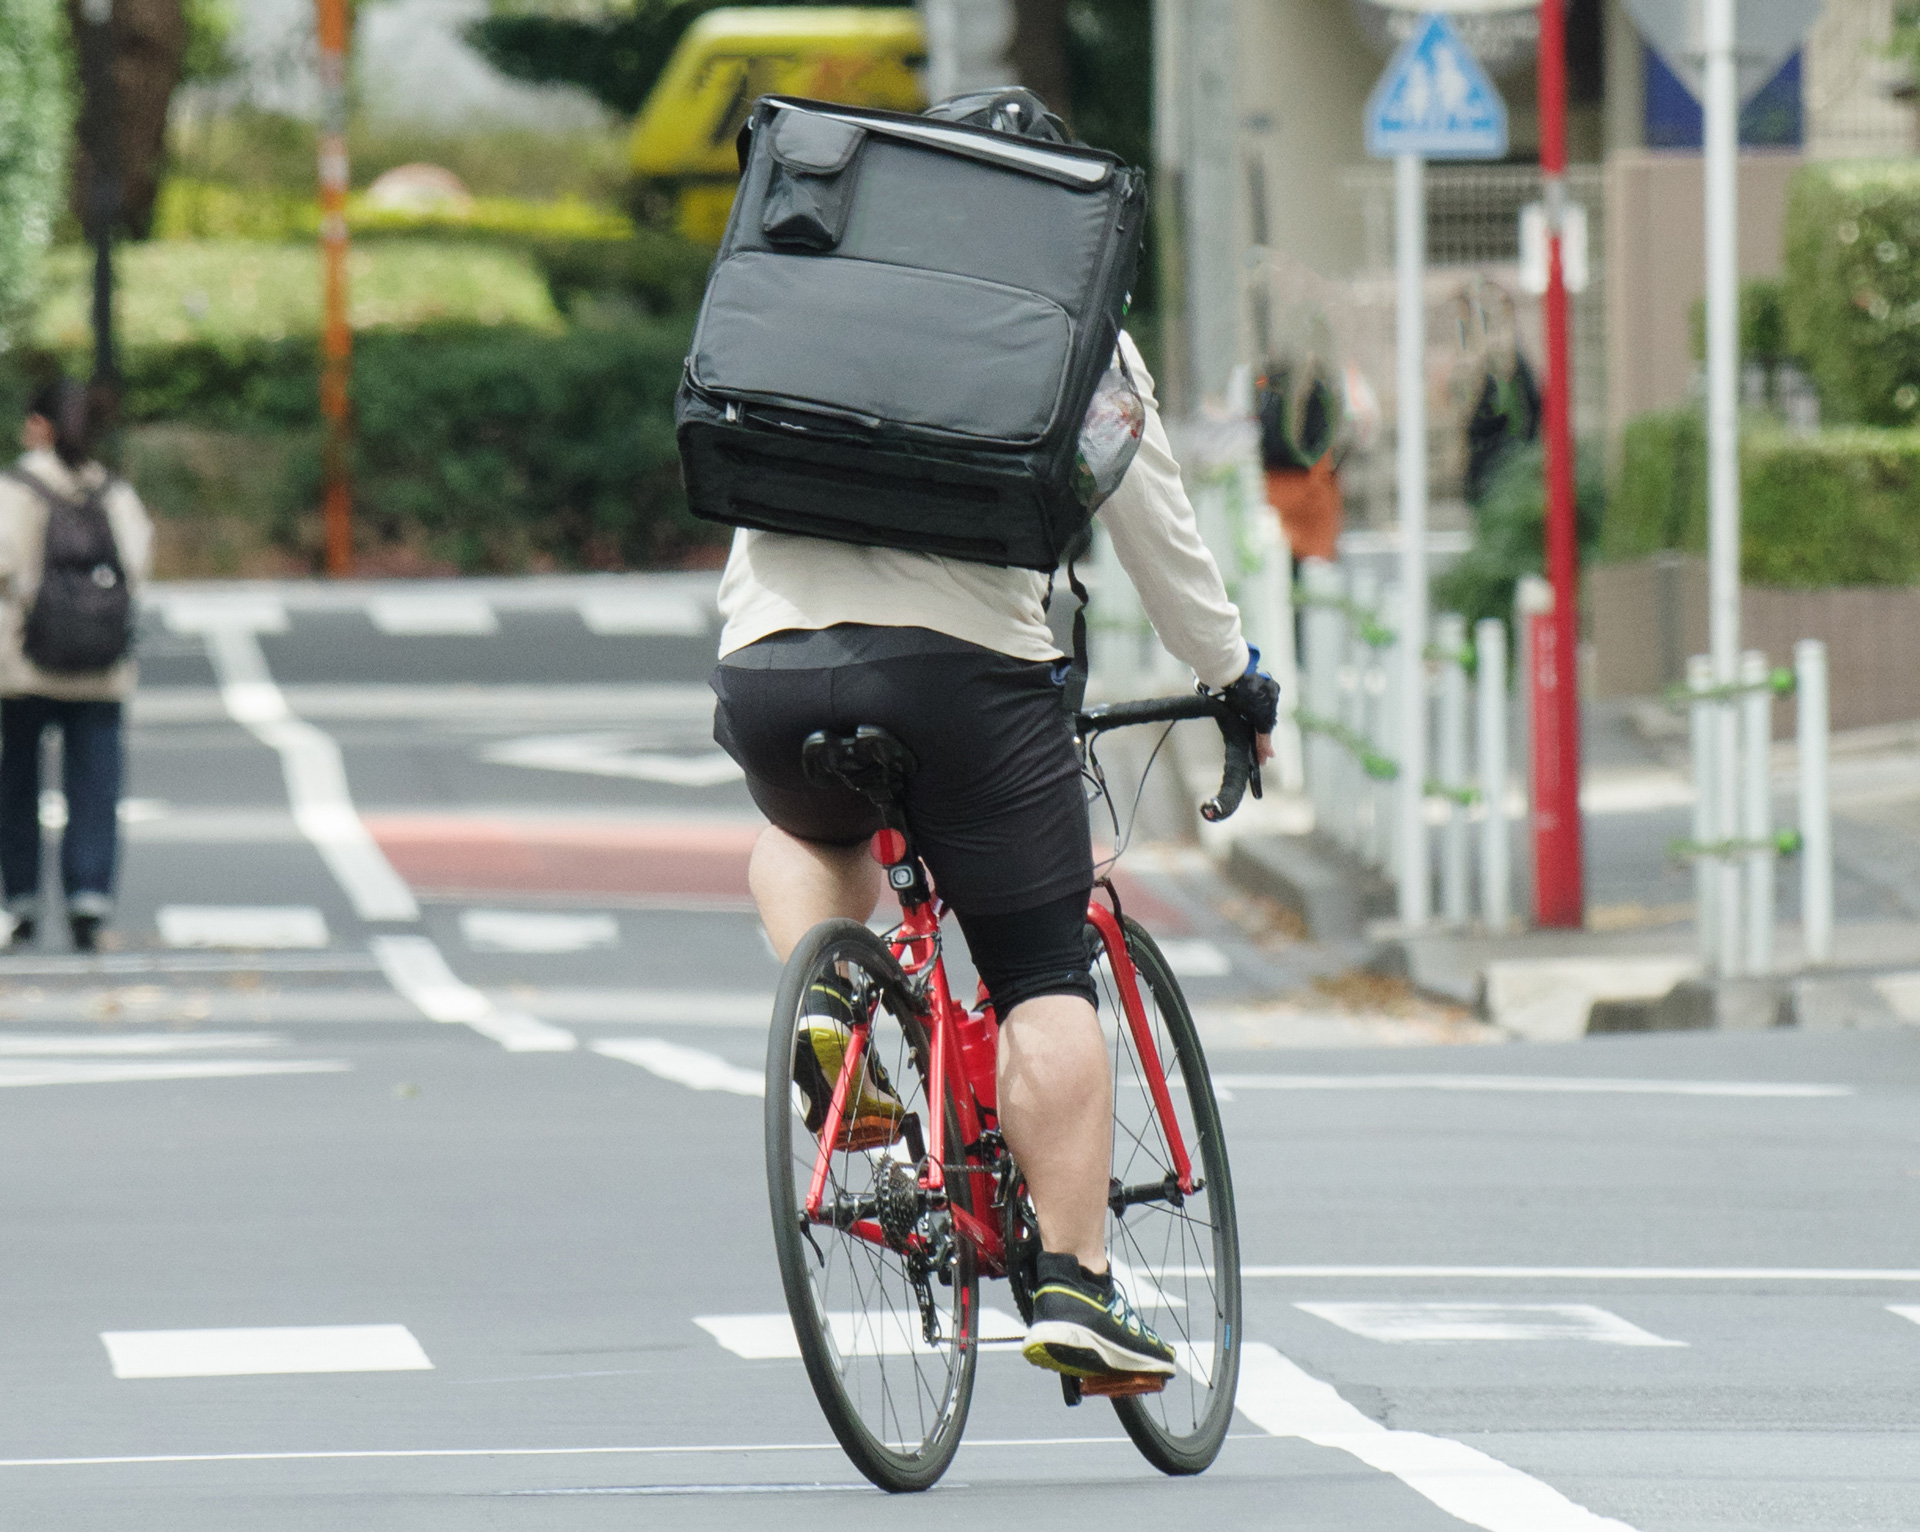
1060, 1375, 1083, 1408
1079, 1372, 1171, 1399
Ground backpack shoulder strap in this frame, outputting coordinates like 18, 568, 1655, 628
4, 465, 112, 516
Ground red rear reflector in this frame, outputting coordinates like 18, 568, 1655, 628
871, 828, 908, 864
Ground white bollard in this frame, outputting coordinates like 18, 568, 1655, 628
1717, 681, 1744, 978
1474, 618, 1510, 930
1687, 654, 1719, 972
1301, 559, 1344, 833
1740, 649, 1774, 975
1379, 581, 1404, 879
1796, 639, 1833, 965
1436, 612, 1470, 924
1347, 568, 1381, 858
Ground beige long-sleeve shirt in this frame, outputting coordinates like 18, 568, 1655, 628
0, 449, 154, 701
716, 331, 1252, 689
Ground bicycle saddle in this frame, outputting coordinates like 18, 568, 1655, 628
801, 726, 918, 808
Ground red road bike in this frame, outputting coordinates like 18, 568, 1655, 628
763, 693, 1251, 1492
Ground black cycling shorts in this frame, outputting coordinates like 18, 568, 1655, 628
711, 624, 1097, 1013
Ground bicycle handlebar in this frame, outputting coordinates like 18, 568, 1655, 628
1075, 692, 1262, 823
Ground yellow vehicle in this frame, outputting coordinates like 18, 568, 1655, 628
630, 7, 926, 243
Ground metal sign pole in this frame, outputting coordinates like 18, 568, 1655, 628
316, 0, 355, 578
1395, 151, 1430, 928
1702, 0, 1743, 971
1533, 0, 1584, 927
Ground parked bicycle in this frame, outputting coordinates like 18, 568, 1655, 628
764, 692, 1250, 1492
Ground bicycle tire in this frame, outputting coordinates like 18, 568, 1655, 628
1093, 914, 1242, 1475
764, 918, 979, 1493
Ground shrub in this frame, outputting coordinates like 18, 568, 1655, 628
1609, 408, 1707, 560
99, 319, 712, 572
154, 179, 637, 243
1607, 408, 1920, 587
1783, 159, 1920, 425
0, 0, 71, 337
1432, 442, 1605, 634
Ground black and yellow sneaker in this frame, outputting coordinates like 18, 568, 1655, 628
791, 977, 907, 1153
1021, 1252, 1177, 1379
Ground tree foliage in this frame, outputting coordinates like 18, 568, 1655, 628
0, 0, 71, 336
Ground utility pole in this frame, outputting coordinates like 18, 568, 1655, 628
1702, 0, 1742, 965
80, 0, 119, 397
1533, 0, 1584, 927
316, 0, 354, 577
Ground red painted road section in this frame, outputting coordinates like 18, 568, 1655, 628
361, 814, 1187, 930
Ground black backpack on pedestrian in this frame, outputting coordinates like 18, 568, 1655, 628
674, 95, 1149, 572
6, 467, 133, 675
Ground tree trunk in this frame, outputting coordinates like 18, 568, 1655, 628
1007, 0, 1072, 124
67, 0, 188, 239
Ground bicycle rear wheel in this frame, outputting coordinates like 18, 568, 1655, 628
1090, 913, 1242, 1475
764, 918, 978, 1493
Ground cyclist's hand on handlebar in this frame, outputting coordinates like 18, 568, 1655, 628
1221, 647, 1280, 739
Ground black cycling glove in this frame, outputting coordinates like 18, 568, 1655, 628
1220, 646, 1280, 735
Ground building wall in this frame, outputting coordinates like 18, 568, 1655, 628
1602, 150, 1801, 435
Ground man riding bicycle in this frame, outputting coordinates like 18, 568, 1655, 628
710, 88, 1279, 1388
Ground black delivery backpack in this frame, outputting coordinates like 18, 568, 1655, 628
674, 95, 1149, 572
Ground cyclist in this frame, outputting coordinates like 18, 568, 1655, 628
711, 87, 1279, 1386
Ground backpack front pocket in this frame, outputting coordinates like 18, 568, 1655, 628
761, 111, 867, 251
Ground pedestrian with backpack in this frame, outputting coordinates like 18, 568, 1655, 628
0, 379, 152, 951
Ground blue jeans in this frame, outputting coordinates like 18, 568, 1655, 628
0, 696, 124, 919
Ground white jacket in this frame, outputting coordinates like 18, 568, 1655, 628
716, 331, 1251, 689
0, 449, 154, 701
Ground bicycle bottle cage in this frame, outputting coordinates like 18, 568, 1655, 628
801, 726, 918, 812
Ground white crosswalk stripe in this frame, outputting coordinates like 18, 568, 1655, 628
101, 1324, 432, 1379
1296, 1301, 1686, 1346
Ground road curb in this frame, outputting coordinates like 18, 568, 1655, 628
1223, 831, 1395, 945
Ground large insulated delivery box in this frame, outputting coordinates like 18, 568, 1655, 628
675, 95, 1148, 571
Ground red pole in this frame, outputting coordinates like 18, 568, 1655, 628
316, 0, 353, 577
1532, 0, 1583, 927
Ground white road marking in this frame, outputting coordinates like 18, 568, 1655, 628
461, 909, 617, 954
0, 1059, 347, 1089
500, 1484, 867, 1497
1889, 1305, 1920, 1326
161, 594, 289, 633
158, 906, 330, 950
0, 1437, 1145, 1469
1208, 1073, 1852, 1098
367, 593, 498, 635
1152, 938, 1231, 977
483, 733, 745, 786
0, 1033, 283, 1056
203, 627, 420, 922
1109, 1255, 1186, 1310
1296, 1301, 1685, 1347
578, 591, 709, 636
373, 936, 576, 1052
1234, 1265, 1920, 1281
696, 1308, 1027, 1360
37, 793, 166, 829
101, 1324, 432, 1380
1235, 1341, 1637, 1531
593, 1038, 762, 1095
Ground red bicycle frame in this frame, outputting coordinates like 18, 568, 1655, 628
802, 868, 1196, 1278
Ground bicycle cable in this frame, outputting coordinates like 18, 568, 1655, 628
1089, 720, 1176, 881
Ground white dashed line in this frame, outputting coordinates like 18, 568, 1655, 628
366, 593, 498, 635
0, 1060, 348, 1089
593, 1038, 762, 1095
1890, 1305, 1920, 1327
695, 1309, 1027, 1360
0, 1033, 284, 1056
1295, 1302, 1685, 1347
374, 936, 577, 1052
460, 909, 618, 954
1234, 1342, 1638, 1531
578, 592, 709, 636
203, 627, 420, 922
158, 905, 330, 949
1209, 1074, 1852, 1098
101, 1324, 432, 1380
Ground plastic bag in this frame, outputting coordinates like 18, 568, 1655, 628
1072, 358, 1146, 510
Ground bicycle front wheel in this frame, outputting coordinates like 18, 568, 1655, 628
764, 919, 978, 1494
1091, 913, 1242, 1475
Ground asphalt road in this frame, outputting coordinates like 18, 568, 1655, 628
2, 577, 1917, 1531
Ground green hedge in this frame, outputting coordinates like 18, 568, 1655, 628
1433, 442, 1605, 634
1784, 160, 1920, 425
10, 318, 715, 572
0, 0, 70, 333
1611, 408, 1920, 586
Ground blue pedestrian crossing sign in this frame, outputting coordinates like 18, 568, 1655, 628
1366, 12, 1508, 160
